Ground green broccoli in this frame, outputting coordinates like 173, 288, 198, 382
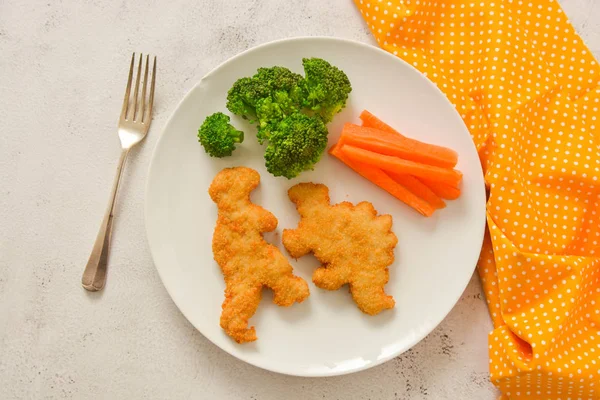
225, 77, 269, 122
300, 57, 352, 123
254, 66, 304, 100
226, 66, 304, 142
197, 112, 244, 158
255, 96, 284, 144
264, 112, 329, 179
221, 59, 352, 178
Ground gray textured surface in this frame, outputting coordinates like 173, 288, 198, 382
0, 0, 598, 399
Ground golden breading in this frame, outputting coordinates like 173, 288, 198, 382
282, 183, 398, 315
209, 167, 309, 343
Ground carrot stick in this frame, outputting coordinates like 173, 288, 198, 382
386, 173, 446, 209
341, 145, 463, 187
360, 110, 458, 168
359, 110, 399, 134
356, 113, 462, 199
418, 178, 461, 200
341, 128, 452, 169
342, 123, 458, 169
329, 144, 435, 217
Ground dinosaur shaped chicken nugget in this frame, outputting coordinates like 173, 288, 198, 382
209, 167, 310, 343
283, 183, 398, 315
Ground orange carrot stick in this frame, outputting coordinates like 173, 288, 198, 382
359, 110, 399, 134
418, 178, 461, 200
386, 173, 446, 209
329, 144, 435, 217
358, 111, 459, 168
341, 145, 463, 187
356, 113, 461, 199
341, 124, 456, 169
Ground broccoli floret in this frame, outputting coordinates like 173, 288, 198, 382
264, 112, 329, 179
226, 66, 304, 140
300, 58, 352, 123
255, 96, 285, 144
254, 66, 304, 97
221, 59, 352, 178
197, 112, 244, 158
225, 77, 270, 122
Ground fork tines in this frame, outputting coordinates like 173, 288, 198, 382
121, 53, 156, 123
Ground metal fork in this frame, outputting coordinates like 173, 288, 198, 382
82, 53, 157, 292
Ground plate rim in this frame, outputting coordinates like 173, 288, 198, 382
144, 35, 486, 377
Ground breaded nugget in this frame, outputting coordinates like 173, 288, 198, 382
209, 167, 310, 343
282, 183, 398, 315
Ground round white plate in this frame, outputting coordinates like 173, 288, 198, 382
145, 37, 486, 377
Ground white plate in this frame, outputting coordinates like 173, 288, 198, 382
145, 37, 486, 377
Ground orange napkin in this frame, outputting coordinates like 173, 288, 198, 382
354, 1, 600, 399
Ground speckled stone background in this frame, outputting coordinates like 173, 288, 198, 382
1, 0, 598, 399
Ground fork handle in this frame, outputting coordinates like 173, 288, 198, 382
82, 149, 129, 291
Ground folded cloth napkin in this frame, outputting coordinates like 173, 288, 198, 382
354, 1, 600, 399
